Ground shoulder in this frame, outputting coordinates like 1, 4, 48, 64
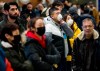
0, 20, 5, 25
0, 47, 5, 59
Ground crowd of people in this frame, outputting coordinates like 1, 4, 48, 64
0, 0, 100, 71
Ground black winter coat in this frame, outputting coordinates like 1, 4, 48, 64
72, 30, 100, 71
24, 35, 61, 71
1, 41, 34, 71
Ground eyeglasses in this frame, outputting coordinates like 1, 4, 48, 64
82, 25, 93, 29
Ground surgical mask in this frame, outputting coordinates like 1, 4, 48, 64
12, 35, 21, 44
36, 27, 45, 36
67, 19, 74, 27
57, 14, 63, 21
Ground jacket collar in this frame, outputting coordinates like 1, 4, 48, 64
1, 41, 13, 48
78, 29, 99, 40
26, 31, 46, 48
47, 16, 60, 27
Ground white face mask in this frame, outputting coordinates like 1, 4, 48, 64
57, 14, 63, 21
67, 19, 74, 27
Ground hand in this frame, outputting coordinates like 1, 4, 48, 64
53, 64, 58, 68
59, 20, 65, 24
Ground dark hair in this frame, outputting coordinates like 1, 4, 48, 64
26, 2, 32, 6
0, 24, 19, 42
49, 7, 59, 16
4, 2, 19, 11
52, 0, 64, 8
30, 17, 43, 28
63, 13, 72, 21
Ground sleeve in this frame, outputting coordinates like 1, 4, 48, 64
72, 39, 82, 71
60, 22, 73, 38
0, 48, 6, 71
5, 50, 33, 71
24, 43, 53, 71
46, 44, 61, 64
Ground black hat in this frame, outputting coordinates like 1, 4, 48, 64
69, 7, 77, 14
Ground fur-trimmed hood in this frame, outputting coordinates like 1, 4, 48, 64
1, 41, 13, 48
78, 29, 99, 40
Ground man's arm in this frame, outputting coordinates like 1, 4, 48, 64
60, 21, 73, 38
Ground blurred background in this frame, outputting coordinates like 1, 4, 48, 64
0, 0, 99, 10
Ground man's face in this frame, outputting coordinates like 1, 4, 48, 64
34, 19, 45, 32
82, 20, 94, 37
51, 9, 61, 22
8, 5, 19, 19
27, 4, 33, 11
6, 29, 20, 43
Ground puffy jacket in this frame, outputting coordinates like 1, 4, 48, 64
24, 32, 61, 71
69, 22, 81, 48
1, 41, 34, 71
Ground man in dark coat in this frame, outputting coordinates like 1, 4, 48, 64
0, 2, 27, 34
72, 18, 100, 71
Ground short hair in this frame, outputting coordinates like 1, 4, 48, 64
49, 7, 59, 16
30, 17, 43, 28
82, 18, 94, 25
26, 2, 32, 6
52, 0, 64, 8
4, 2, 19, 11
0, 24, 19, 42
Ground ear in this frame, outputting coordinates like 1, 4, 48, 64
5, 34, 10, 39
4, 10, 9, 15
51, 15, 54, 19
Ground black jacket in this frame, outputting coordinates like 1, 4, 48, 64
1, 41, 34, 71
0, 15, 27, 33
72, 29, 100, 71
24, 33, 61, 71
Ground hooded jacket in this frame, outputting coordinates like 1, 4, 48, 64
24, 31, 61, 71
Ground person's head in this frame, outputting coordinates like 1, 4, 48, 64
88, 1, 94, 8
49, 7, 62, 22
82, 18, 94, 38
52, 0, 64, 11
83, 6, 91, 14
4, 2, 20, 19
0, 2, 5, 13
63, 13, 74, 27
30, 17, 45, 36
26, 2, 33, 11
69, 6, 77, 15
37, 3, 44, 11
0, 24, 21, 44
